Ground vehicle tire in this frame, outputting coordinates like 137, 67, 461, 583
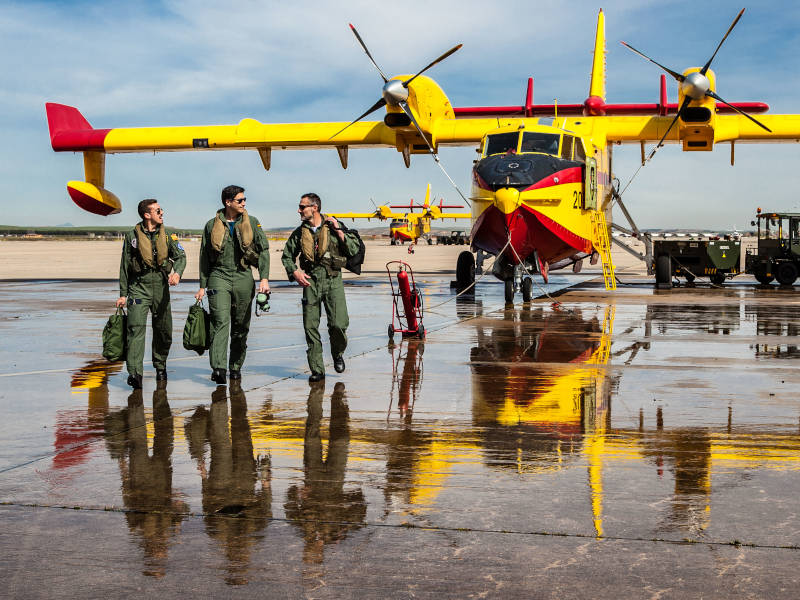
710, 272, 726, 285
504, 280, 514, 304
417, 325, 425, 339
456, 251, 475, 287
776, 262, 798, 286
754, 264, 774, 285
522, 278, 533, 302
427, 238, 432, 245
391, 239, 396, 246
388, 324, 395, 342
655, 254, 672, 287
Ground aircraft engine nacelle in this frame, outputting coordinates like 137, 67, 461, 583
67, 181, 122, 216
384, 75, 455, 154
678, 68, 717, 151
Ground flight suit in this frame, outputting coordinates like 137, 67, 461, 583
119, 224, 186, 377
281, 219, 360, 375
199, 210, 270, 371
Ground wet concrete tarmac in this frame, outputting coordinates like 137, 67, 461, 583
1, 275, 800, 597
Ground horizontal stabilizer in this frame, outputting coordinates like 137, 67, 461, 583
46, 103, 110, 151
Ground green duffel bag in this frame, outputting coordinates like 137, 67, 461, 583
102, 307, 127, 362
183, 300, 211, 355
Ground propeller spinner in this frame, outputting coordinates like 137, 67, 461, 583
621, 8, 770, 161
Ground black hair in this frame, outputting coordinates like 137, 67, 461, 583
221, 185, 245, 206
137, 199, 158, 219
301, 192, 321, 211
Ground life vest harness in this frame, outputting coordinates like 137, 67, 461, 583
131, 223, 170, 275
210, 209, 260, 269
299, 218, 347, 276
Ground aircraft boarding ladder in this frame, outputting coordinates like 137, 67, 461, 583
591, 211, 616, 290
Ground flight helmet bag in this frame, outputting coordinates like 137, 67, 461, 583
102, 307, 127, 362
336, 221, 366, 275
183, 300, 211, 355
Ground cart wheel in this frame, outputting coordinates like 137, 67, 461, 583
754, 266, 774, 285
417, 325, 425, 339
388, 325, 395, 342
655, 255, 672, 287
710, 272, 726, 285
504, 280, 514, 304
776, 262, 798, 286
522, 278, 533, 302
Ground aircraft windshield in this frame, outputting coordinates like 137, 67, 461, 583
484, 133, 520, 156
520, 132, 560, 155
391, 219, 409, 228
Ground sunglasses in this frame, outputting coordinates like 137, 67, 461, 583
149, 208, 163, 215
231, 197, 246, 204
298, 204, 313, 210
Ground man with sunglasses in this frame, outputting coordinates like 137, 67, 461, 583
281, 193, 360, 382
195, 185, 270, 385
117, 198, 186, 389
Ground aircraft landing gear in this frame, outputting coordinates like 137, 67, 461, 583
456, 251, 475, 288
476, 249, 486, 275
504, 280, 514, 303
522, 277, 533, 302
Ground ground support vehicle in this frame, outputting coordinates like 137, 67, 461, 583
745, 211, 800, 286
653, 239, 741, 288
436, 231, 469, 246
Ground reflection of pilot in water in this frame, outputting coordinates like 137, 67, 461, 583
284, 382, 366, 564
184, 384, 271, 586
104, 384, 185, 578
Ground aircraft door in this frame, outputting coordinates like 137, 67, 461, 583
583, 157, 598, 210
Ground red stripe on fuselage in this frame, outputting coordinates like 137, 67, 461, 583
523, 166, 582, 191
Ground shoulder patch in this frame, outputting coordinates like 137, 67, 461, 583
257, 223, 262, 228
176, 242, 184, 251
131, 237, 137, 249
171, 233, 178, 241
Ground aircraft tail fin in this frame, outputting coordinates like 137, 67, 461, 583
45, 103, 110, 151
423, 183, 431, 208
588, 9, 606, 102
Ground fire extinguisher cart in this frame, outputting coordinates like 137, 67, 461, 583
386, 261, 425, 341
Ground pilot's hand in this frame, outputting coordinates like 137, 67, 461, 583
293, 269, 311, 287
195, 288, 205, 301
168, 273, 180, 286
258, 278, 270, 294
116, 296, 127, 308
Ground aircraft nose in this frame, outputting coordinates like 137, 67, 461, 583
494, 187, 520, 228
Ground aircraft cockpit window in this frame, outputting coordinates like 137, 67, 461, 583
561, 135, 574, 160
574, 140, 586, 162
484, 132, 520, 156
520, 132, 560, 155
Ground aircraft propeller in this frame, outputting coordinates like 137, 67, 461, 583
621, 8, 771, 161
329, 24, 462, 141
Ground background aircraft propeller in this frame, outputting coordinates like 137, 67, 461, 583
621, 8, 771, 161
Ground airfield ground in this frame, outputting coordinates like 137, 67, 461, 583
1, 240, 799, 598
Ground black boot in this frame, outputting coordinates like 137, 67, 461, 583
155, 369, 168, 381
309, 372, 325, 383
333, 357, 346, 373
211, 368, 227, 385
229, 369, 241, 381
127, 374, 143, 389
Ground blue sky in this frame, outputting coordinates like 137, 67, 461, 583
2, 0, 800, 228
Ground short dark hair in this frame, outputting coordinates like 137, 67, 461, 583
301, 193, 321, 211
138, 199, 158, 219
221, 185, 245, 206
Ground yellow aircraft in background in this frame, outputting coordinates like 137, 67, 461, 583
47, 9, 800, 301
328, 183, 471, 245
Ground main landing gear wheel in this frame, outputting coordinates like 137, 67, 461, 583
504, 280, 514, 304
710, 272, 726, 285
655, 255, 672, 288
776, 262, 798, 286
522, 278, 533, 302
456, 251, 475, 288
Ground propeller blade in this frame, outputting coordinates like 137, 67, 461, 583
328, 97, 387, 140
403, 44, 463, 89
706, 90, 772, 132
349, 24, 388, 83
620, 41, 685, 82
647, 96, 692, 161
701, 8, 745, 75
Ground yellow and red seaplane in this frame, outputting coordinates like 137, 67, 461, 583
47, 9, 799, 300
327, 184, 470, 245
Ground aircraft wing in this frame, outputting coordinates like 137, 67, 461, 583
601, 114, 800, 144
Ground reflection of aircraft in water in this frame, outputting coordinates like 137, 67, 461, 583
284, 382, 366, 565
52, 360, 122, 471
645, 302, 741, 336
184, 385, 272, 585
103, 386, 186, 578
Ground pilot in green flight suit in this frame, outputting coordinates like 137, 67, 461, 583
116, 199, 186, 389
195, 185, 270, 385
281, 193, 360, 382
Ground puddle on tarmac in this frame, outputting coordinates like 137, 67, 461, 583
2, 280, 800, 583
